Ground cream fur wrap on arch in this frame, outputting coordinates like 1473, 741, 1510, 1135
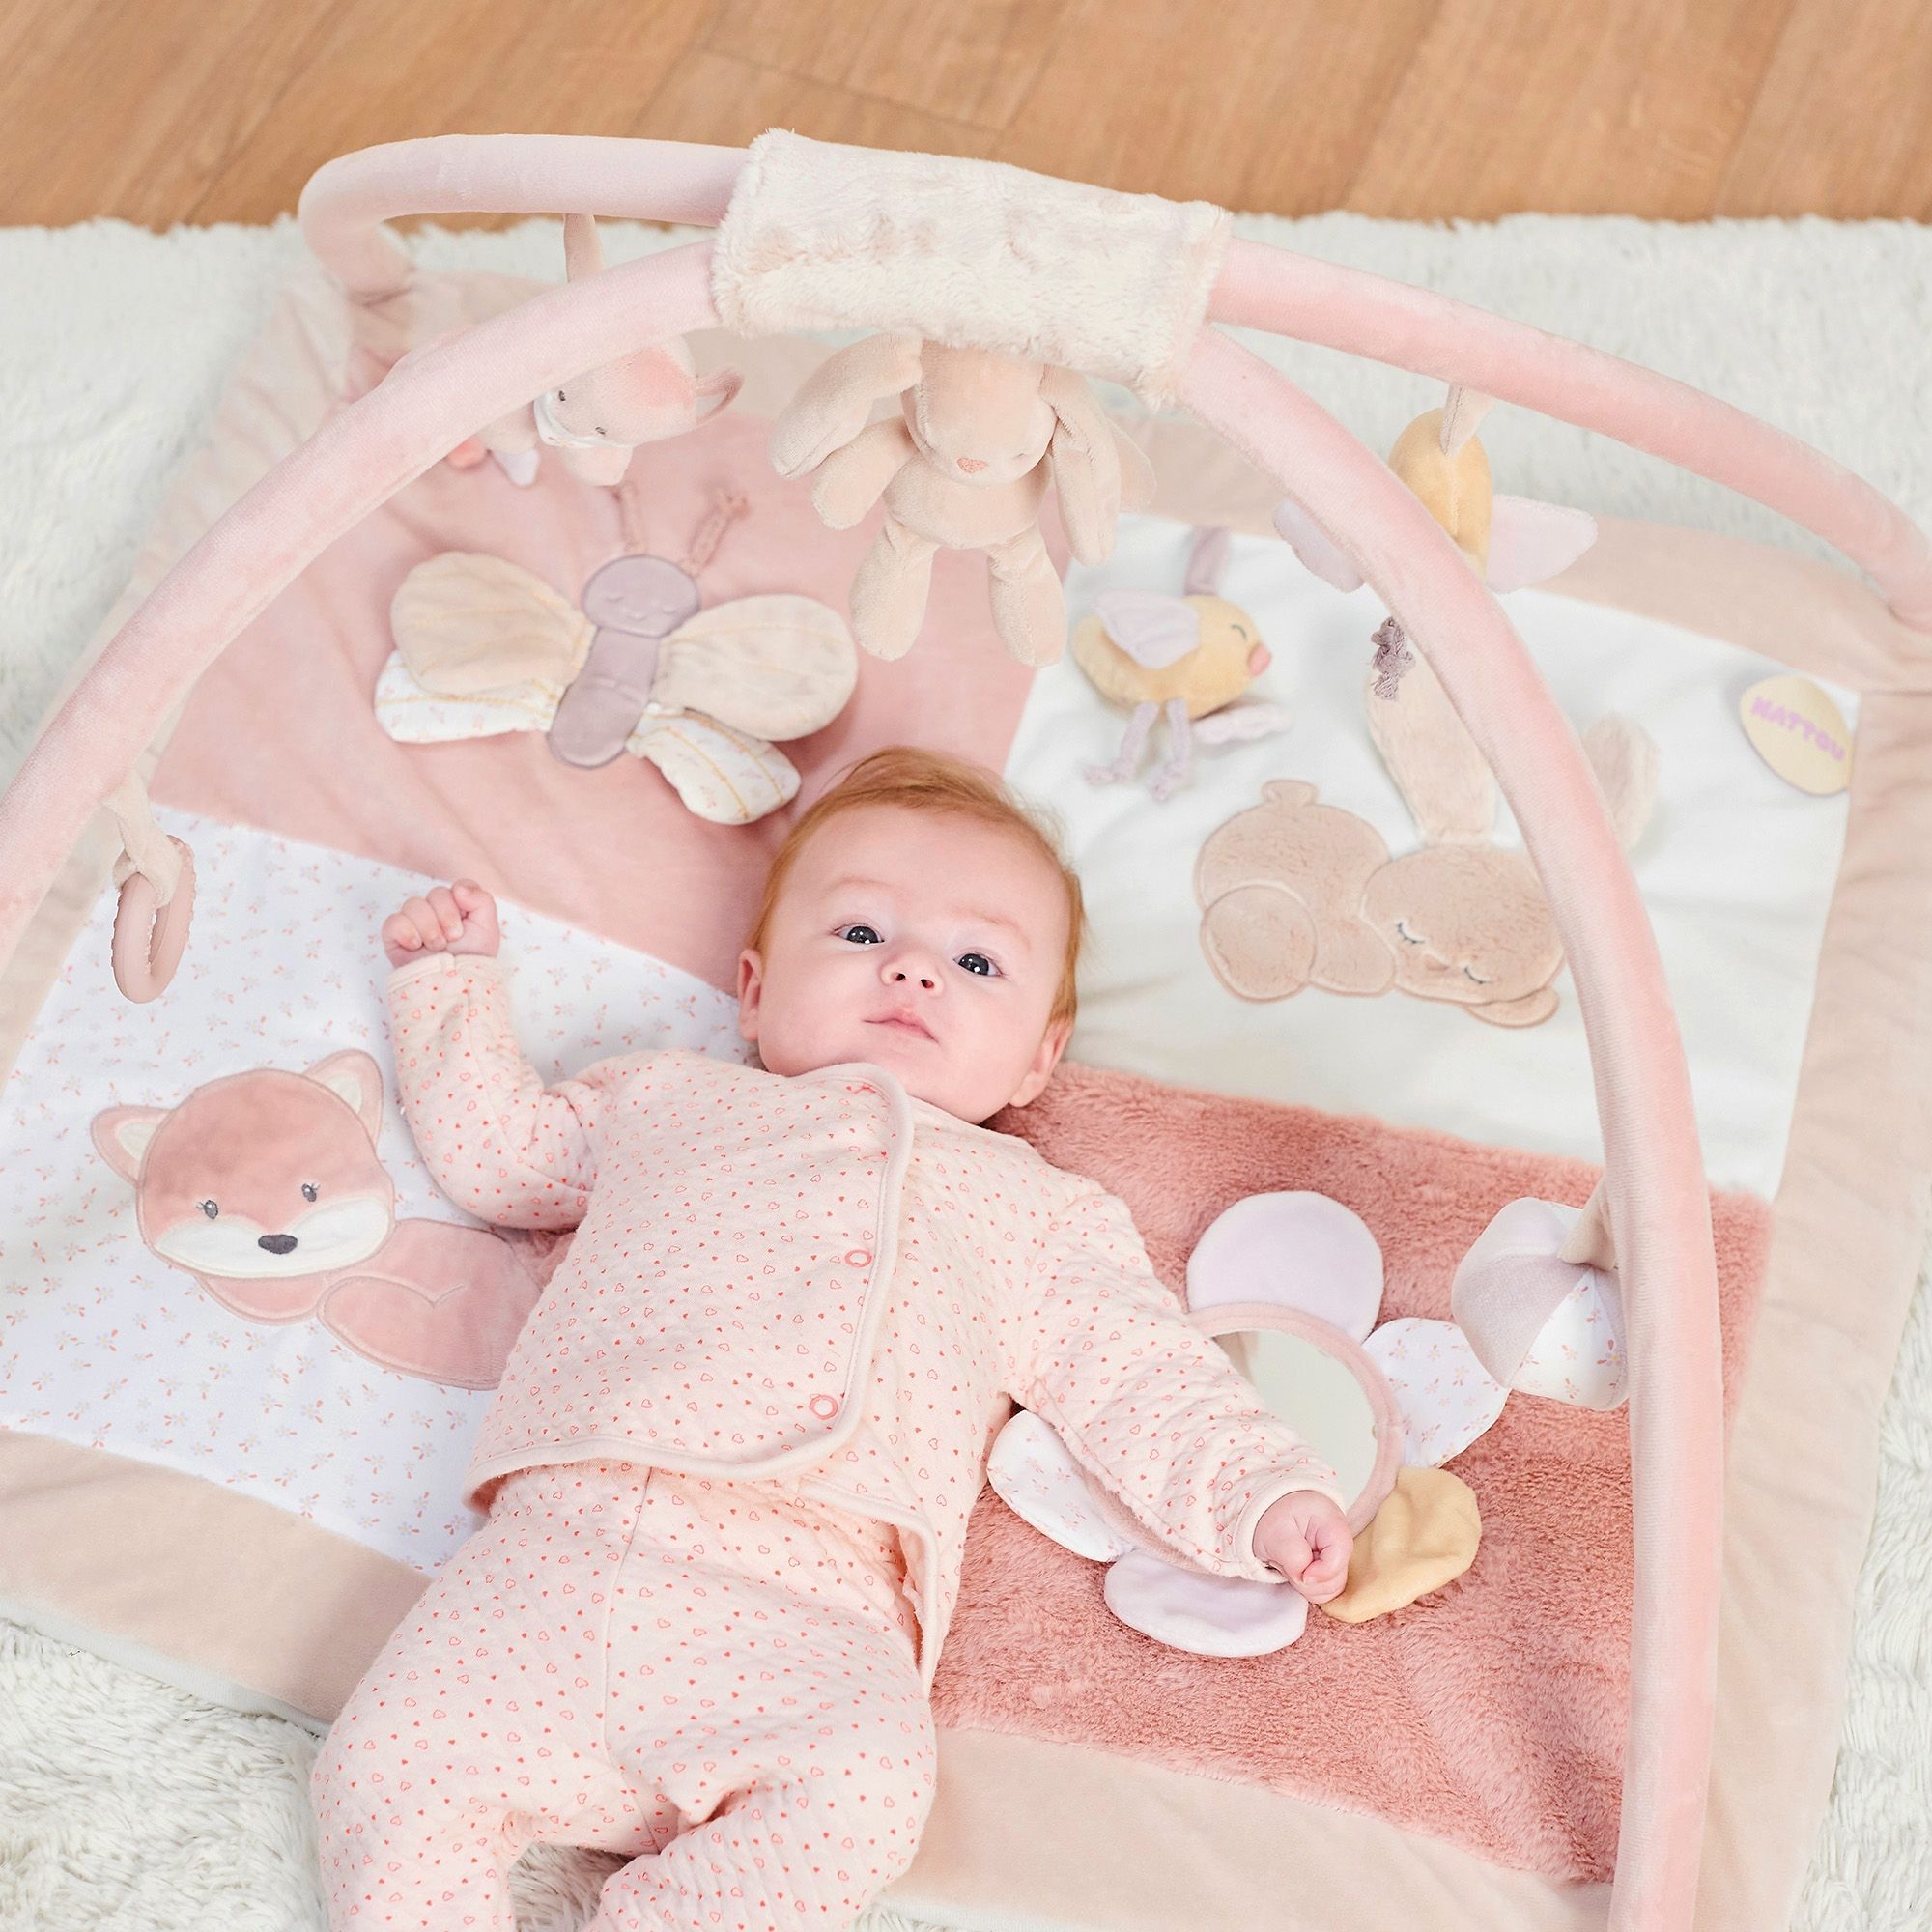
1, 128, 1930, 1932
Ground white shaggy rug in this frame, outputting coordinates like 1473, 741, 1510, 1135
3, 207, 1930, 1932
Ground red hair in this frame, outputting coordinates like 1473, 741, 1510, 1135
745, 747, 1086, 1026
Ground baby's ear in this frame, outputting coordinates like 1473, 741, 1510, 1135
736, 948, 765, 1042
1007, 1014, 1073, 1111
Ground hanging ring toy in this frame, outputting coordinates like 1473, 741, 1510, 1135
111, 836, 195, 1002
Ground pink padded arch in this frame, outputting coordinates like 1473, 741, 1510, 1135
1179, 329, 1719, 1932
0, 132, 1923, 1932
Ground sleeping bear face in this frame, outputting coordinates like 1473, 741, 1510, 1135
93, 1051, 396, 1282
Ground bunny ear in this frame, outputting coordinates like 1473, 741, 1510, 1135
1485, 498, 1598, 592
1103, 1549, 1309, 1657
987, 1410, 1146, 1561
1361, 1318, 1509, 1466
1185, 1192, 1384, 1340
1366, 648, 1495, 844
1094, 590, 1202, 669
1043, 367, 1127, 566
1111, 425, 1157, 514
562, 212, 605, 281
1271, 497, 1364, 592
1579, 714, 1660, 851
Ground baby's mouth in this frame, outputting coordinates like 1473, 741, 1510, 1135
867, 1010, 936, 1042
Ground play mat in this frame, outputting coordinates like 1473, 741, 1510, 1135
3, 132, 1930, 1932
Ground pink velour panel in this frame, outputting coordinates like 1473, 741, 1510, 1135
147, 410, 1039, 993
943, 1060, 1770, 1888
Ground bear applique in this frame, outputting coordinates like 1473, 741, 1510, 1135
92, 1050, 546, 1390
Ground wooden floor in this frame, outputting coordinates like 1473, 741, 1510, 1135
4, 0, 1931, 226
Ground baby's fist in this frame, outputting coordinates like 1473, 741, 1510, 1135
383, 880, 500, 969
1253, 1490, 1354, 1605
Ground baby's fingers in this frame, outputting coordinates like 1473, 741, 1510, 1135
423, 886, 467, 942
381, 912, 425, 956
397, 896, 450, 951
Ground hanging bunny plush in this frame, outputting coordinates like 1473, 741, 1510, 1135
371, 213, 744, 489
768, 335, 1157, 667
1072, 526, 1290, 800
373, 490, 857, 825
988, 1187, 1628, 1655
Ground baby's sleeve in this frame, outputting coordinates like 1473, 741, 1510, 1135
386, 950, 636, 1230
1000, 1183, 1346, 1583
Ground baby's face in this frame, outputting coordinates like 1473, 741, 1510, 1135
737, 806, 1072, 1123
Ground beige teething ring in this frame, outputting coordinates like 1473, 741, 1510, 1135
111, 837, 195, 1002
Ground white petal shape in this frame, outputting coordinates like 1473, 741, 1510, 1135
1450, 1196, 1628, 1407
1103, 1548, 1309, 1657
987, 1410, 1141, 1562
1186, 1192, 1384, 1340
1515, 1268, 1628, 1410
1270, 497, 1365, 593
1362, 1317, 1509, 1466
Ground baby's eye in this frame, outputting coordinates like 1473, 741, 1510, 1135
199, 1200, 219, 1219
957, 952, 998, 978
839, 924, 883, 946
301, 1181, 320, 1202
1394, 920, 1426, 947
1462, 965, 1493, 985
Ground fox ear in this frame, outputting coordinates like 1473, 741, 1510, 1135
93, 1105, 165, 1182
305, 1050, 385, 1142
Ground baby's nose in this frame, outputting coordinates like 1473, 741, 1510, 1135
882, 953, 940, 992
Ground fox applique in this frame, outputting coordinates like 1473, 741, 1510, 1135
92, 1050, 545, 1390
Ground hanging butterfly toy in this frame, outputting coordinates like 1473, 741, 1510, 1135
374, 488, 858, 825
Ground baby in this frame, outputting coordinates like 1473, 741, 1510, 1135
312, 747, 1351, 1932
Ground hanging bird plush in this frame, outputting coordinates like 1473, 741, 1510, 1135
1071, 526, 1289, 801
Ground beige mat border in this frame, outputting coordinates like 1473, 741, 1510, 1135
3, 263, 1927, 1932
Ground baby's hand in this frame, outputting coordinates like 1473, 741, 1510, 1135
382, 879, 500, 969
1253, 1490, 1354, 1605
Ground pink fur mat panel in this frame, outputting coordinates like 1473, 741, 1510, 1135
943, 1061, 1771, 1886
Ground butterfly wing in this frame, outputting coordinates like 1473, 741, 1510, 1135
629, 714, 801, 824
653, 596, 858, 741
1485, 498, 1599, 592
1093, 589, 1201, 668
373, 653, 555, 743
391, 552, 592, 696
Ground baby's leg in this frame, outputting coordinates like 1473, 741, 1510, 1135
585, 1470, 938, 1932
310, 1465, 669, 1929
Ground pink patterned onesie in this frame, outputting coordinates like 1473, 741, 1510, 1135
312, 952, 1341, 1931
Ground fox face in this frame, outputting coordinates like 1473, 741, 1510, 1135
94, 1052, 397, 1285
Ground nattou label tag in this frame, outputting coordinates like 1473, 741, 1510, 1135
1739, 674, 1853, 795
